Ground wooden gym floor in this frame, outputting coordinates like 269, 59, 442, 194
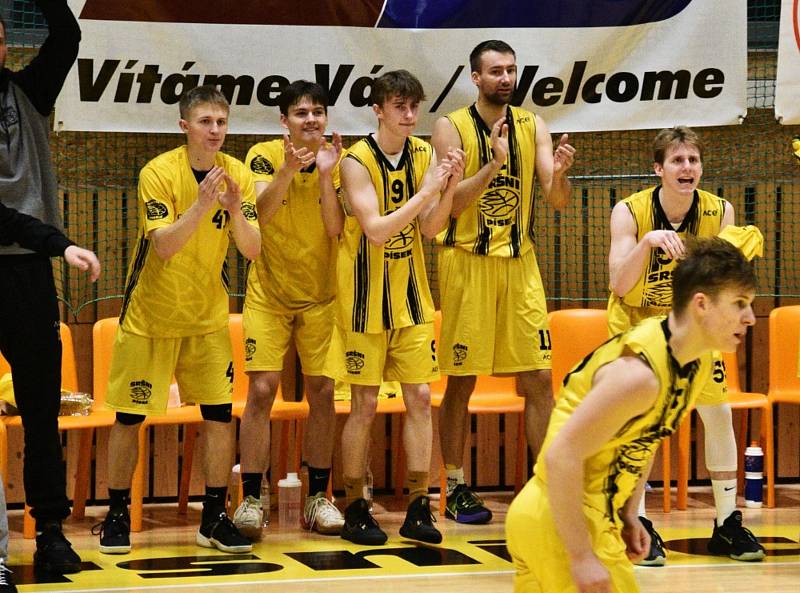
5, 486, 800, 593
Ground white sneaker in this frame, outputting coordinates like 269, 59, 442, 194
232, 495, 263, 541
302, 492, 344, 535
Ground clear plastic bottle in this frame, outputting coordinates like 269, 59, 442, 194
260, 477, 270, 526
278, 472, 302, 526
363, 467, 374, 513
228, 463, 241, 514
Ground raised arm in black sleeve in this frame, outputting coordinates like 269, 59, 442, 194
10, 0, 81, 116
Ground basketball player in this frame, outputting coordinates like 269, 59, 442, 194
93, 86, 260, 555
430, 40, 575, 524
233, 80, 345, 539
326, 70, 464, 545
506, 237, 757, 593
607, 126, 764, 564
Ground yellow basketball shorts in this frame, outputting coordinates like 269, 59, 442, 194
242, 300, 334, 376
324, 322, 439, 386
106, 325, 233, 415
505, 478, 639, 593
607, 295, 727, 405
438, 247, 551, 375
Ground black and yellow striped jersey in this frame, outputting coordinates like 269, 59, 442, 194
336, 134, 435, 333
436, 104, 537, 258
615, 186, 725, 310
534, 316, 711, 522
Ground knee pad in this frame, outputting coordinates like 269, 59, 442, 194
200, 403, 232, 423
116, 412, 145, 426
696, 403, 737, 472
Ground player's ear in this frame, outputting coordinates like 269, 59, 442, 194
178, 119, 189, 133
692, 291, 711, 314
471, 70, 480, 87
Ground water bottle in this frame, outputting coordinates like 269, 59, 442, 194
278, 472, 302, 526
260, 477, 270, 527
363, 467, 374, 513
228, 463, 241, 514
744, 442, 764, 509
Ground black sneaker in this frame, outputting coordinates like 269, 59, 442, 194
34, 523, 82, 574
341, 498, 388, 546
92, 507, 131, 554
445, 484, 492, 524
635, 516, 666, 566
197, 511, 253, 553
0, 563, 16, 593
707, 510, 765, 561
399, 495, 442, 544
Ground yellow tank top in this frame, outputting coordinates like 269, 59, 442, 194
436, 104, 537, 258
120, 146, 258, 337
244, 139, 338, 310
536, 316, 712, 522
336, 135, 435, 333
618, 186, 725, 309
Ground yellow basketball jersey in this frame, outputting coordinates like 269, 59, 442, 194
120, 146, 258, 338
436, 104, 537, 258
244, 139, 338, 310
536, 316, 712, 522
617, 186, 725, 309
336, 135, 435, 333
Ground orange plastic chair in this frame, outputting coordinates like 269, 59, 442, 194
765, 306, 800, 505
0, 323, 116, 538
209, 313, 309, 512
548, 308, 609, 395
431, 311, 526, 516
675, 349, 774, 509
548, 308, 678, 512
93, 317, 203, 532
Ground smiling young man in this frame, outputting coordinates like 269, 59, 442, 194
607, 126, 764, 564
94, 85, 260, 556
430, 39, 575, 525
326, 70, 464, 545
234, 80, 345, 539
507, 237, 758, 593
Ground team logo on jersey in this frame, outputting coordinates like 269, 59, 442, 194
145, 200, 169, 220
250, 155, 275, 175
452, 343, 468, 366
642, 280, 672, 308
129, 379, 153, 405
385, 218, 415, 259
241, 202, 257, 221
345, 350, 365, 374
480, 175, 520, 221
245, 338, 256, 362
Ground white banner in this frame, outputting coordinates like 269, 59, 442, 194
55, 0, 747, 135
776, 0, 800, 124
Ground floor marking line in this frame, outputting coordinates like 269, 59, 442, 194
23, 569, 518, 593
636, 560, 800, 570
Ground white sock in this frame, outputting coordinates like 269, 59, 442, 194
445, 466, 465, 497
711, 479, 737, 526
637, 491, 647, 518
